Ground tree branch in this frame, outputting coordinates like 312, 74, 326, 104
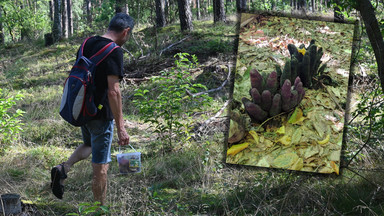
186, 64, 232, 97
345, 84, 379, 168
356, 0, 384, 92
159, 35, 191, 56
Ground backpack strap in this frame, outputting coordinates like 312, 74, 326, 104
90, 42, 119, 66
78, 37, 91, 58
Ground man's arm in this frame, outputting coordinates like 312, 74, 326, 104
107, 75, 129, 146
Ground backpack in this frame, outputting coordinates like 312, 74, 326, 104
59, 37, 119, 126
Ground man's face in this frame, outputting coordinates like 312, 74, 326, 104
117, 28, 131, 46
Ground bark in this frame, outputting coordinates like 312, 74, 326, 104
19, 3, 27, 40
297, 0, 306, 9
213, 0, 226, 23
49, 0, 54, 21
311, 0, 315, 11
0, 8, 3, 45
236, 0, 246, 12
196, 0, 201, 20
53, 0, 62, 42
333, 0, 344, 22
116, 0, 124, 13
356, 0, 384, 92
177, 0, 193, 31
67, 0, 73, 37
85, 0, 92, 26
156, 0, 166, 27
61, 0, 67, 38
124, 4, 129, 14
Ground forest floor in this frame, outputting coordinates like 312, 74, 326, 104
1, 14, 384, 215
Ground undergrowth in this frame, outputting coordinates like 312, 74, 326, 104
0, 18, 384, 216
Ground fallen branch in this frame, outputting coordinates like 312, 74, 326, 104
131, 33, 144, 57
186, 64, 232, 97
159, 36, 191, 56
195, 99, 231, 133
121, 46, 136, 64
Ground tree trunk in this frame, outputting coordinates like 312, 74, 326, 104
53, 0, 62, 42
356, 0, 384, 92
61, 0, 67, 38
85, 0, 92, 26
124, 4, 129, 14
116, 0, 124, 13
236, 0, 246, 12
297, 0, 305, 9
196, 0, 201, 20
49, 0, 54, 21
213, 0, 226, 23
67, 0, 73, 37
156, 0, 166, 27
177, 0, 193, 31
333, 0, 343, 22
0, 7, 3, 45
311, 0, 315, 11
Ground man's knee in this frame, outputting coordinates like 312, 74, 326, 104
92, 163, 109, 176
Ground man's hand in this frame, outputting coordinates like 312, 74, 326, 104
118, 129, 130, 146
107, 75, 130, 146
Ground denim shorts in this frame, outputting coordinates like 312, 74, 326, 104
81, 119, 114, 164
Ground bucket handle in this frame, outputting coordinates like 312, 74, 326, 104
119, 143, 137, 153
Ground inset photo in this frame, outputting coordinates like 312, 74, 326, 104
226, 13, 356, 174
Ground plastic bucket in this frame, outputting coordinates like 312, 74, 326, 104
117, 145, 141, 174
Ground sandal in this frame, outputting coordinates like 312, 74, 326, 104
50, 162, 67, 199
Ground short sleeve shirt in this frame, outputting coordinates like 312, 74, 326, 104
77, 36, 124, 120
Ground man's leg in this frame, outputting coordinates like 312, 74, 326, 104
87, 119, 114, 206
92, 163, 109, 206
55, 143, 92, 184
64, 144, 92, 173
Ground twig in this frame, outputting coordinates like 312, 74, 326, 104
121, 46, 135, 59
186, 64, 232, 97
196, 99, 231, 133
159, 36, 191, 56
120, 46, 135, 64
131, 33, 144, 57
345, 85, 379, 168
345, 167, 379, 187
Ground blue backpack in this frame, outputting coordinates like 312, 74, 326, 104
59, 37, 119, 126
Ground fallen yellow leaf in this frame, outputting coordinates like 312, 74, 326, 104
318, 134, 330, 145
288, 107, 305, 124
248, 130, 259, 145
276, 126, 285, 135
227, 143, 249, 156
277, 135, 291, 146
330, 161, 339, 175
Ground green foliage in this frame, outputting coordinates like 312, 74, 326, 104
133, 53, 212, 151
0, 88, 24, 145
0, 0, 50, 42
92, 0, 115, 30
347, 79, 384, 161
67, 201, 110, 216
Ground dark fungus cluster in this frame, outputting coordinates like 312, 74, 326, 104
242, 40, 328, 123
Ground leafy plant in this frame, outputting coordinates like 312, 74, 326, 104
346, 79, 384, 162
133, 53, 212, 151
0, 88, 25, 145
67, 201, 109, 216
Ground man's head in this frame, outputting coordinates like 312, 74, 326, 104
107, 13, 135, 46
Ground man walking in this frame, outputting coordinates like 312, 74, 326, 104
50, 13, 134, 206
